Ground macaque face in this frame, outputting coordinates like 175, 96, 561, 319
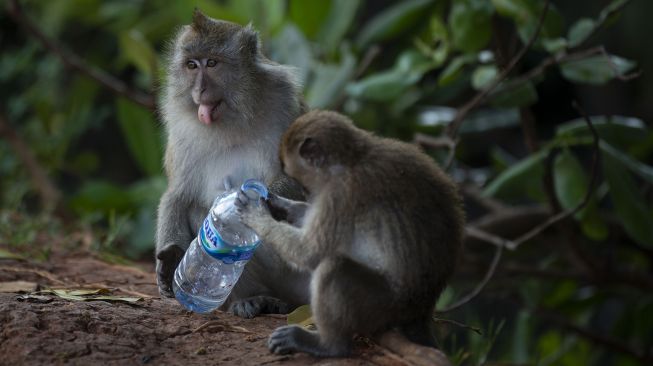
170, 12, 257, 126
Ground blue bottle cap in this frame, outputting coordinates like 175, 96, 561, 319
240, 179, 269, 200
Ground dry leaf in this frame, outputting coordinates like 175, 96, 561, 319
0, 281, 38, 293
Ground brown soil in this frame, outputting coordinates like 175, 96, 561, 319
0, 249, 446, 366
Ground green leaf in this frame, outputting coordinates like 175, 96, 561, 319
471, 65, 498, 90
554, 149, 589, 219
553, 149, 608, 240
289, 0, 331, 39
356, 0, 434, 48
560, 55, 636, 85
598, 0, 629, 24
459, 108, 520, 134
489, 80, 538, 108
287, 304, 315, 328
449, 0, 493, 52
438, 55, 474, 86
119, 30, 158, 79
491, 0, 535, 22
116, 98, 163, 177
306, 48, 356, 108
512, 310, 531, 363
483, 150, 547, 202
0, 248, 26, 261
492, 0, 563, 44
70, 181, 134, 214
542, 37, 568, 53
555, 115, 647, 148
568, 18, 596, 47
228, 0, 285, 34
580, 212, 609, 241
268, 24, 313, 84
603, 154, 653, 247
346, 51, 436, 101
600, 141, 653, 184
316, 0, 361, 53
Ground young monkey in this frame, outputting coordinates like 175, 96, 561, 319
238, 110, 464, 357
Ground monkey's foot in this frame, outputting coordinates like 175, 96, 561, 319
268, 325, 350, 357
228, 296, 292, 318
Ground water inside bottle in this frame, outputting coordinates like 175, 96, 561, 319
172, 236, 247, 313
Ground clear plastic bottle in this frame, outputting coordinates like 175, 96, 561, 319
172, 179, 268, 313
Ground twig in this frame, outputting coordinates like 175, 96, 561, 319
432, 317, 483, 335
505, 103, 600, 250
440, 244, 503, 312
354, 45, 381, 79
413, 133, 456, 150
192, 320, 253, 334
0, 265, 66, 285
574, 0, 633, 49
5, 0, 156, 110
0, 111, 62, 212
492, 44, 640, 101
446, 0, 551, 138
333, 45, 381, 111
451, 112, 598, 308
461, 185, 509, 213
464, 227, 512, 248
519, 107, 540, 152
598, 46, 642, 81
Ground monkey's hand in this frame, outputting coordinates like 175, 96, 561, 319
155, 244, 185, 297
235, 192, 275, 238
267, 193, 308, 227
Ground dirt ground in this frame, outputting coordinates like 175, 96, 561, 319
0, 248, 448, 365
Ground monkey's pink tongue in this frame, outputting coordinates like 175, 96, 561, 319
198, 104, 218, 125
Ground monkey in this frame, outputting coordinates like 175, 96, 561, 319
155, 9, 311, 318
237, 110, 464, 357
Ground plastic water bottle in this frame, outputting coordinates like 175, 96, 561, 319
172, 179, 269, 313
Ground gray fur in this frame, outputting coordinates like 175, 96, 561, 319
156, 11, 310, 316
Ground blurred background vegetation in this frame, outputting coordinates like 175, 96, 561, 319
1, 0, 652, 364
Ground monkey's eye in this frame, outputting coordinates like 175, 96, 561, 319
206, 59, 217, 67
186, 60, 197, 69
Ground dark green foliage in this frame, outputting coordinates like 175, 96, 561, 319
1, 0, 652, 364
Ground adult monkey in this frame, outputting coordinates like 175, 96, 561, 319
155, 10, 309, 318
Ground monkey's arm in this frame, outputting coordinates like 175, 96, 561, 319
155, 189, 193, 297
238, 200, 320, 270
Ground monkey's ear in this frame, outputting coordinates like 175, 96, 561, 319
299, 138, 325, 167
238, 24, 260, 58
191, 8, 211, 32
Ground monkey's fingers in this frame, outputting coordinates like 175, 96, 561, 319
235, 190, 250, 208
223, 176, 233, 191
268, 325, 303, 355
155, 245, 185, 298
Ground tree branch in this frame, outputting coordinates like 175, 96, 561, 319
534, 306, 653, 364
439, 244, 503, 312
0, 111, 62, 213
445, 0, 551, 138
6, 0, 156, 110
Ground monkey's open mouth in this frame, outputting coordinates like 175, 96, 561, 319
197, 100, 223, 125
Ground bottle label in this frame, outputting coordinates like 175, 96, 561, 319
198, 215, 259, 264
